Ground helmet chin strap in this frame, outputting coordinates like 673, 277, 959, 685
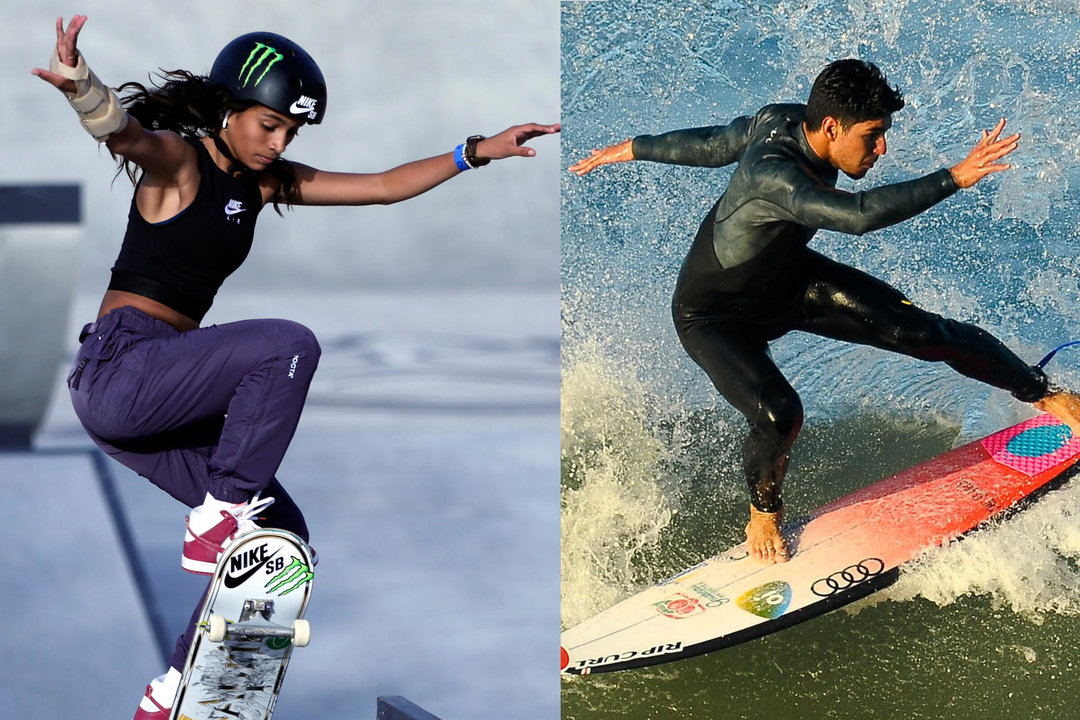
211, 128, 250, 176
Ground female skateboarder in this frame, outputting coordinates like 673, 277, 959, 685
34, 15, 558, 718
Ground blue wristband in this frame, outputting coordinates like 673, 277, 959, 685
453, 143, 471, 171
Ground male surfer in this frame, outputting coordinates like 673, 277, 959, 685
570, 59, 1080, 564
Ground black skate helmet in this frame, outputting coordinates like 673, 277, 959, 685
209, 32, 326, 125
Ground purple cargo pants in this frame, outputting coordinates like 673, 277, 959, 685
68, 305, 320, 669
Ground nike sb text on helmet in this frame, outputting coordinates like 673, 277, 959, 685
209, 32, 327, 124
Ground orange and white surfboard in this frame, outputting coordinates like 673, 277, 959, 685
561, 414, 1080, 675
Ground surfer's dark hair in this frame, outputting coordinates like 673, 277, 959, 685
805, 59, 905, 130
114, 69, 299, 215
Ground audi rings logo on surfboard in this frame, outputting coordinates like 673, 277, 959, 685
810, 558, 886, 597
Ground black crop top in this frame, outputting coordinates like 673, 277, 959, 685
108, 136, 264, 322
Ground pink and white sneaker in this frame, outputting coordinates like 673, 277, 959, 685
182, 493, 275, 575
132, 686, 168, 720
132, 669, 180, 720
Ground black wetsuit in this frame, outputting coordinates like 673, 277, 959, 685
632, 104, 1048, 512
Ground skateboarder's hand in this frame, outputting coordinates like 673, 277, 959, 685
949, 117, 1019, 189
475, 123, 561, 161
570, 140, 635, 176
31, 15, 89, 94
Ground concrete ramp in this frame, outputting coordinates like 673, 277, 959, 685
0, 185, 82, 447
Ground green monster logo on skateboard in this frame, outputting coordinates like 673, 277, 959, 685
265, 557, 313, 596
737, 581, 791, 619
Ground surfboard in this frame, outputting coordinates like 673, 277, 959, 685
561, 413, 1080, 675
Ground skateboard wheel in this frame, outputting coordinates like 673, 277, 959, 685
207, 614, 227, 642
292, 619, 311, 647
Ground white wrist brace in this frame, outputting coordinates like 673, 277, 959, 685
50, 49, 129, 142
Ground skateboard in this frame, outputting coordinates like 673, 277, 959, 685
169, 529, 315, 720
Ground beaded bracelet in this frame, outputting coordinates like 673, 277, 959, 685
453, 143, 471, 171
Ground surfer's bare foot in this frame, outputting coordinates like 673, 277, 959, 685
1034, 391, 1080, 439
746, 505, 789, 564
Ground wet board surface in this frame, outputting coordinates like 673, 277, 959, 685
561, 413, 1080, 675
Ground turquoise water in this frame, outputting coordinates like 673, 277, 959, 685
561, 1, 1080, 717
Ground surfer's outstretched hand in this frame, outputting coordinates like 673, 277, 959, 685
570, 139, 635, 176
949, 117, 1019, 188
746, 505, 789, 564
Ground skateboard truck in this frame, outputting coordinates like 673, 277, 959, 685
205, 598, 311, 647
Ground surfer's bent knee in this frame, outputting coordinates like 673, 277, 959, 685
752, 382, 804, 448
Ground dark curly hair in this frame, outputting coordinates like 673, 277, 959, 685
804, 59, 905, 130
114, 70, 299, 215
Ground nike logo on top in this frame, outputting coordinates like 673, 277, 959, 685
224, 199, 247, 224
290, 95, 318, 120
223, 545, 282, 589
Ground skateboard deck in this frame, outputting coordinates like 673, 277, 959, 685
170, 529, 315, 720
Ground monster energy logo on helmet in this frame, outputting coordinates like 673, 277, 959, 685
209, 31, 327, 124
239, 43, 284, 88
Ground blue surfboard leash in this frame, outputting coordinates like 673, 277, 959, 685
1038, 340, 1080, 369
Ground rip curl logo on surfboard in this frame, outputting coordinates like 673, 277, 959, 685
737, 581, 791, 619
